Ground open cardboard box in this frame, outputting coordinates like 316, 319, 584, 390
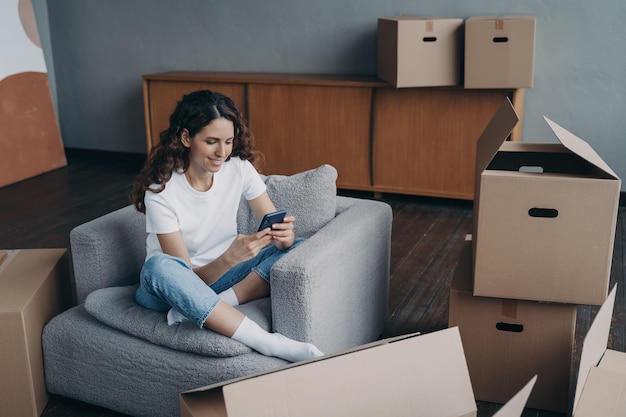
180, 327, 536, 417
450, 238, 576, 413
573, 284, 626, 416
472, 98, 621, 305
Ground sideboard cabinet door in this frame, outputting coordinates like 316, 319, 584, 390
247, 84, 372, 189
372, 88, 514, 199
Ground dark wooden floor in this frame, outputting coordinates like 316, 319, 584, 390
1, 151, 624, 417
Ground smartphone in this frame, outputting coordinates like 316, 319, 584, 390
257, 210, 287, 232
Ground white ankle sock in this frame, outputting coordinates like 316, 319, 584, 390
166, 308, 188, 325
218, 288, 239, 306
231, 317, 324, 363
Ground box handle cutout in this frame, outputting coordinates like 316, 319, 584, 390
519, 166, 544, 173
493, 37, 509, 43
496, 322, 524, 333
528, 208, 559, 218
423, 36, 437, 42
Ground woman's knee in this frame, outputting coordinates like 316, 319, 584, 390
142, 253, 189, 278
134, 284, 170, 312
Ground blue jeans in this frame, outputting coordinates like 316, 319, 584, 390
135, 238, 303, 327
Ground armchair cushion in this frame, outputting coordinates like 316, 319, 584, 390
84, 285, 272, 357
237, 164, 338, 238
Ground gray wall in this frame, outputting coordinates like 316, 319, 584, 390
35, 0, 626, 189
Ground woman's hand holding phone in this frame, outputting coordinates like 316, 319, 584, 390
257, 210, 295, 250
257, 210, 287, 232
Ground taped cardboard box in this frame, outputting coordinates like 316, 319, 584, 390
464, 16, 536, 88
449, 239, 576, 413
180, 327, 537, 417
0, 249, 72, 417
472, 98, 621, 305
377, 16, 463, 87
572, 284, 625, 416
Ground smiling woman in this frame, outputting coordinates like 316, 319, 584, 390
130, 90, 260, 210
129, 89, 324, 363
180, 117, 235, 191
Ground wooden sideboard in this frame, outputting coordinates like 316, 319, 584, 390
142, 72, 524, 199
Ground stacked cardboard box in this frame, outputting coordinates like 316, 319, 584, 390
377, 15, 536, 89
471, 99, 619, 305
449, 98, 621, 412
464, 16, 536, 88
377, 16, 463, 87
450, 239, 576, 412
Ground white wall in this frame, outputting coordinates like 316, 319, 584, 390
35, 0, 626, 189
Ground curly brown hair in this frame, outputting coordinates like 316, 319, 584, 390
130, 90, 262, 213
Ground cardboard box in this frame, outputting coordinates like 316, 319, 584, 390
0, 249, 71, 417
180, 327, 537, 417
572, 284, 626, 416
464, 16, 536, 88
377, 16, 463, 87
472, 98, 621, 305
449, 240, 577, 413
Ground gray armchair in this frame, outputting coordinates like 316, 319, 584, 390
42, 165, 392, 417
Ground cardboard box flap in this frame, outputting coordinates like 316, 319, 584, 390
574, 366, 626, 417
473, 98, 519, 212
182, 332, 419, 395
598, 349, 626, 372
492, 375, 537, 417
223, 327, 475, 417
574, 284, 618, 411
575, 340, 626, 416
544, 117, 619, 180
183, 328, 477, 417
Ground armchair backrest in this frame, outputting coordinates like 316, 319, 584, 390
236, 165, 338, 238
70, 205, 146, 304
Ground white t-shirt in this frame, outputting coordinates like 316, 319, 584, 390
144, 157, 266, 267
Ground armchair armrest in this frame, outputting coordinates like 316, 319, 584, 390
270, 196, 392, 354
70, 206, 146, 303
